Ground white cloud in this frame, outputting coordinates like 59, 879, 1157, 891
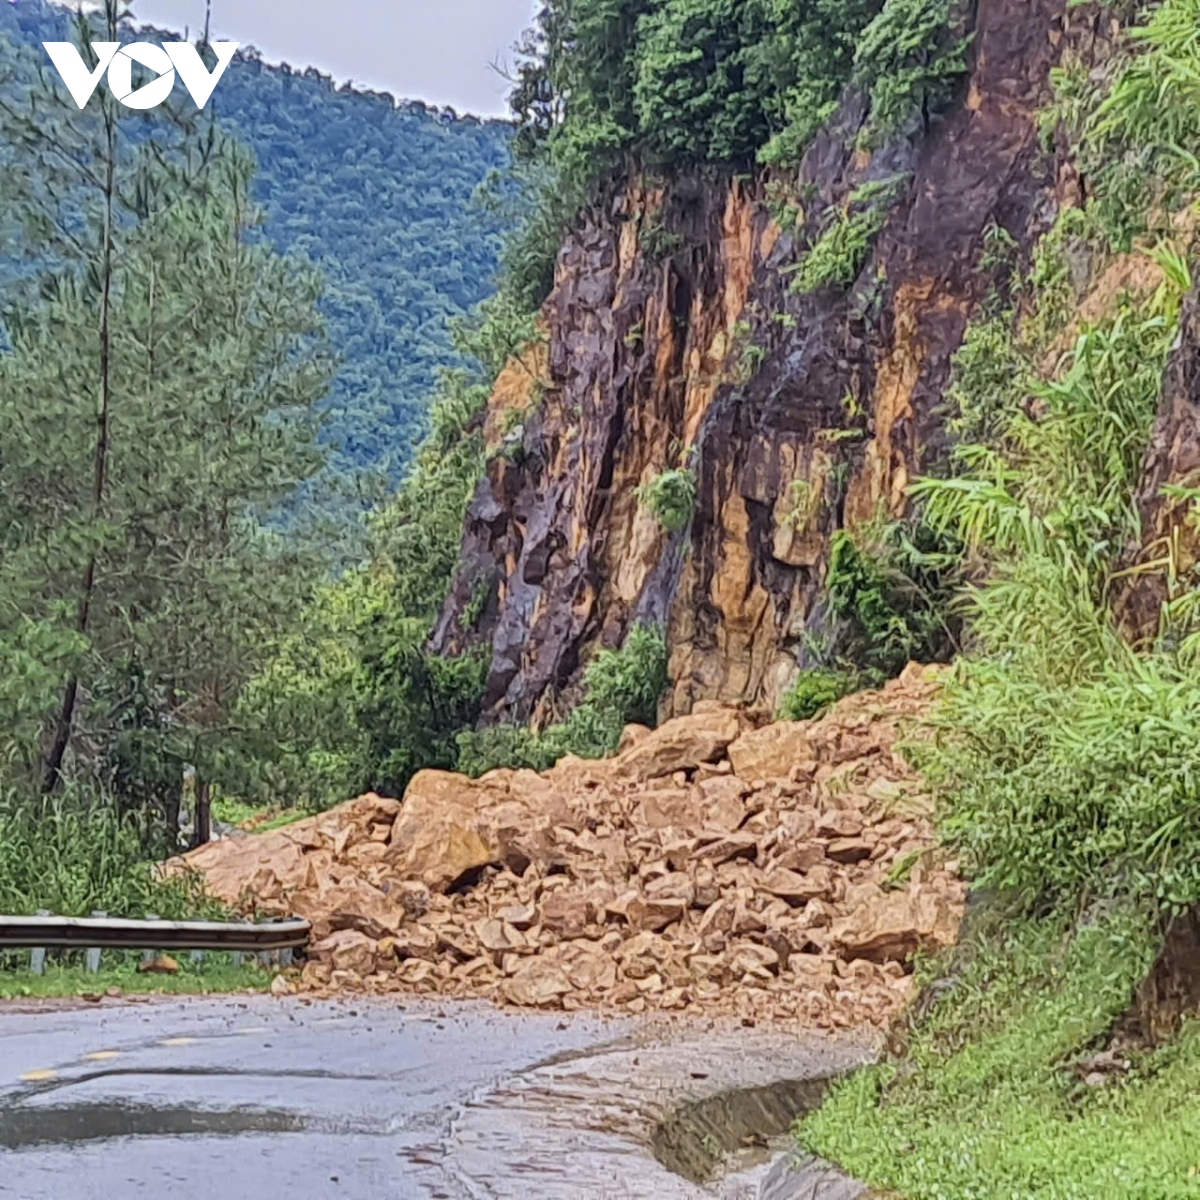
75, 0, 541, 116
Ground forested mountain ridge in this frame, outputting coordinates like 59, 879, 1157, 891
1, 0, 512, 484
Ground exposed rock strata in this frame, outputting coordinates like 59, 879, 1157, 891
433, 0, 1107, 722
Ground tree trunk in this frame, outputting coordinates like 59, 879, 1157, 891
192, 777, 213, 849
42, 18, 119, 792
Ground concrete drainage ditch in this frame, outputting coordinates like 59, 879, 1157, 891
651, 1077, 869, 1199
436, 1025, 876, 1198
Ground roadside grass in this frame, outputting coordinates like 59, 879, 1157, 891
0, 951, 272, 1001
799, 907, 1200, 1199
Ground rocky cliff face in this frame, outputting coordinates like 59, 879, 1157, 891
434, 0, 1112, 725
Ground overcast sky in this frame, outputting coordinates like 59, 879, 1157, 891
124, 0, 540, 116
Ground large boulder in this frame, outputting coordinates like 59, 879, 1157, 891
387, 769, 571, 892
727, 722, 815, 784
829, 884, 962, 964
614, 707, 743, 782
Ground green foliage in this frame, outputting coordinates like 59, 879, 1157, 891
0, 789, 223, 919
853, 0, 971, 143
908, 277, 1188, 909
582, 624, 671, 727
510, 0, 963, 195
0, 956, 267, 1000
636, 468, 698, 533
917, 267, 1185, 648
1084, 0, 1200, 246
455, 626, 669, 777
234, 291, 541, 809
235, 541, 488, 810
639, 213, 687, 261
800, 907, 1200, 1200
798, 16, 1200, 1188
791, 178, 907, 294
944, 308, 1027, 444
0, 1, 511, 492
0, 3, 332, 840
632, 0, 782, 165
920, 656, 1200, 911
754, 0, 888, 165
826, 520, 962, 681
778, 669, 859, 721
272, 436, 489, 793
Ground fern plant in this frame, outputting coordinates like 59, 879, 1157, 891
791, 175, 909, 295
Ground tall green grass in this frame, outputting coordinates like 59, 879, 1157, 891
0, 788, 219, 920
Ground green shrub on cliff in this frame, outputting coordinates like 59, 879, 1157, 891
455, 626, 669, 776
853, 0, 972, 143
636, 468, 698, 534
825, 520, 962, 682
778, 669, 860, 721
510, 0, 967, 189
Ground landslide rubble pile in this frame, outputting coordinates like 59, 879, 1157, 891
184, 665, 965, 1027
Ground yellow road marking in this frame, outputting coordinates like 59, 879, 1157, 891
159, 1037, 196, 1047
20, 1069, 57, 1082
235, 1027, 268, 1036
84, 1051, 121, 1062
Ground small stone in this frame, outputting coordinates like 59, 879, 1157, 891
137, 955, 180, 976
825, 837, 873, 864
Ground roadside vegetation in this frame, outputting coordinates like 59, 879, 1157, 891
0, 956, 270, 1003
800, 3, 1200, 1192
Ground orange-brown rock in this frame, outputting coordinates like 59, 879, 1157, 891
613, 707, 742, 782
310, 928, 379, 976
431, 0, 1086, 727
728, 723, 814, 785
829, 884, 961, 965
183, 672, 967, 1031
387, 770, 570, 891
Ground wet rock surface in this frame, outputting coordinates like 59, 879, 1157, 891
183, 667, 965, 1030
433, 0, 1088, 723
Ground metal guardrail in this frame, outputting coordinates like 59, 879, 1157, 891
0, 915, 310, 952
0, 913, 310, 976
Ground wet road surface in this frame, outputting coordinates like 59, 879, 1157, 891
0, 996, 873, 1199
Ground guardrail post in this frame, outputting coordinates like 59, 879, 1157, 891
85, 911, 106, 974
280, 948, 294, 968
141, 914, 161, 969
190, 950, 205, 967
231, 951, 244, 968
29, 910, 51, 976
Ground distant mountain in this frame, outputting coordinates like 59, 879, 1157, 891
1, 0, 512, 484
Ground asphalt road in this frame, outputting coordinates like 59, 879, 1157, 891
0, 996, 872, 1200
0, 996, 630, 1199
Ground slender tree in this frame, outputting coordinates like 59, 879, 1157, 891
0, 2, 332, 843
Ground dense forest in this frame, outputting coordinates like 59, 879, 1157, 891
0, 0, 511, 491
